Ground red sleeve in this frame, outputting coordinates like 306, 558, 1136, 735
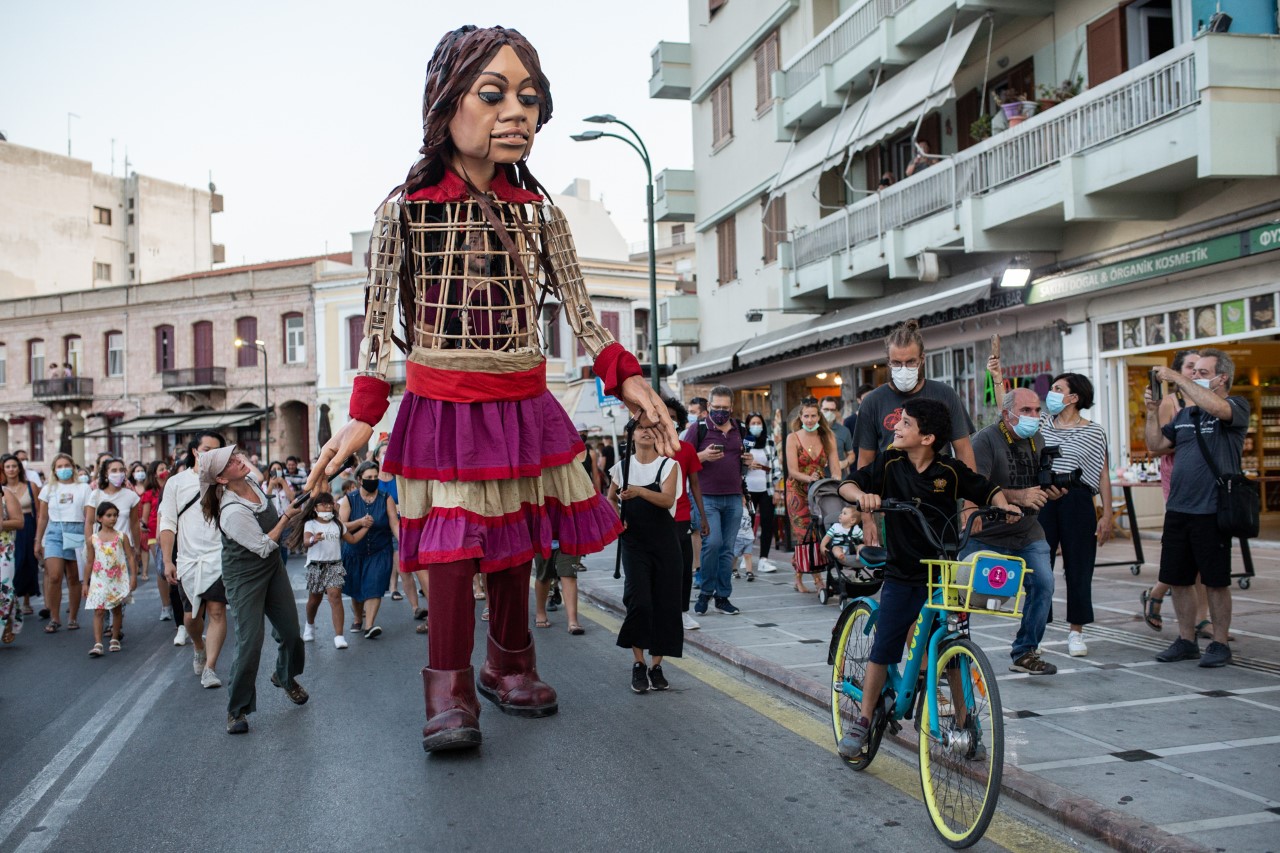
679, 440, 702, 474
349, 375, 391, 425
592, 342, 643, 399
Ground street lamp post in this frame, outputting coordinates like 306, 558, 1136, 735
234, 337, 270, 466
571, 115, 662, 394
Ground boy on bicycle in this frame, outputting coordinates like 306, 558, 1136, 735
835, 398, 1019, 758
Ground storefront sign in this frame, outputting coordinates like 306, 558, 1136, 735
1026, 224, 1280, 306
595, 377, 623, 409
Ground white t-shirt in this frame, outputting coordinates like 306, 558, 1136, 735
158, 467, 222, 586
38, 482, 92, 523
304, 519, 343, 563
609, 456, 682, 518
25, 469, 43, 488
745, 447, 769, 493
88, 487, 142, 546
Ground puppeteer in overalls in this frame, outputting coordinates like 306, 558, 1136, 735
309, 24, 679, 753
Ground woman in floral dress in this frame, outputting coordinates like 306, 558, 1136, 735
1, 485, 24, 644
784, 397, 840, 594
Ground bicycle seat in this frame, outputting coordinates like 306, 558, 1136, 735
858, 546, 888, 568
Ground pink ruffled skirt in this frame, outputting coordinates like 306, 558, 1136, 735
382, 390, 622, 573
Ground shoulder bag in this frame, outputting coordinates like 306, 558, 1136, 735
1192, 413, 1259, 539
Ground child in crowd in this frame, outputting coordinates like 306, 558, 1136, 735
607, 414, 684, 694
836, 398, 1017, 758
732, 510, 756, 581
821, 505, 864, 568
84, 503, 136, 656
291, 493, 349, 650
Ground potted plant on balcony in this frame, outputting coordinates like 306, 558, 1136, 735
969, 113, 993, 142
998, 91, 1037, 126
1036, 75, 1084, 113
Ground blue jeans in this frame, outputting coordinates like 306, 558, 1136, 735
699, 494, 743, 600
959, 538, 1053, 661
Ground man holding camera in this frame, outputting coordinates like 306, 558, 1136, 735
1143, 348, 1246, 668
961, 388, 1064, 675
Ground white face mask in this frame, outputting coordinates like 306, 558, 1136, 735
891, 366, 920, 393
107, 471, 127, 487
1193, 378, 1213, 389
133, 471, 147, 482
822, 410, 837, 423
76, 474, 90, 484
316, 511, 334, 521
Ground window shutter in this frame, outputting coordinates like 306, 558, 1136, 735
347, 315, 364, 370
236, 317, 258, 367
1087, 9, 1126, 86
600, 310, 621, 341
955, 88, 981, 151
193, 321, 213, 370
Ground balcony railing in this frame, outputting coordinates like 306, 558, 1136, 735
781, 0, 911, 98
793, 45, 1199, 268
161, 367, 227, 391
33, 377, 94, 401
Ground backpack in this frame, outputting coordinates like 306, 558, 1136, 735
693, 419, 756, 521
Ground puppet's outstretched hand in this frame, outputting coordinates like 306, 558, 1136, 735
306, 419, 374, 496
619, 375, 680, 457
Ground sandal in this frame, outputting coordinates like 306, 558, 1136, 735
568, 624, 585, 636
391, 591, 403, 601
1196, 619, 1213, 640
480, 607, 489, 622
415, 621, 429, 634
3, 625, 15, 644
535, 618, 552, 629
413, 608, 429, 621
45, 621, 60, 633
1140, 589, 1163, 632
746, 572, 756, 582
67, 620, 80, 630
108, 639, 121, 652
89, 643, 104, 657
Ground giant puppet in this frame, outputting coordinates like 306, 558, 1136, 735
308, 25, 678, 752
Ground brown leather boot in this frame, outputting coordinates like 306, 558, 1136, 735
477, 633, 558, 717
421, 667, 482, 752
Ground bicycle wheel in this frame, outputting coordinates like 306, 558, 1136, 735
830, 601, 882, 770
917, 638, 1003, 849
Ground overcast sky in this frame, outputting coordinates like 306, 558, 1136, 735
1, 0, 693, 264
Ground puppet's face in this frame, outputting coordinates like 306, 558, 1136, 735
448, 44, 541, 172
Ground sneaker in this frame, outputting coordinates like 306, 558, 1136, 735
226, 713, 249, 734
837, 716, 870, 759
682, 612, 701, 631
757, 558, 778, 574
193, 648, 207, 676
693, 594, 709, 616
714, 597, 740, 616
160, 606, 173, 622
1156, 637, 1200, 663
173, 625, 190, 647
364, 626, 382, 640
1010, 650, 1057, 675
302, 623, 315, 643
1067, 630, 1088, 657
333, 635, 349, 650
201, 668, 222, 689
270, 673, 309, 705
631, 661, 649, 694
1199, 641, 1232, 668
648, 664, 669, 691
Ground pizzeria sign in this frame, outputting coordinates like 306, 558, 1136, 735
1026, 223, 1280, 305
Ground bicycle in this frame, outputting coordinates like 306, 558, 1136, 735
827, 498, 1030, 848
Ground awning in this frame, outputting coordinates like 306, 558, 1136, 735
847, 18, 982, 153
735, 276, 993, 367
74, 408, 268, 439
674, 339, 747, 383
769, 18, 982, 198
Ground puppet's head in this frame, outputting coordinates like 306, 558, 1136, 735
400, 25, 553, 196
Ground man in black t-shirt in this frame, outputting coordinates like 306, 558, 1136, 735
599, 436, 616, 476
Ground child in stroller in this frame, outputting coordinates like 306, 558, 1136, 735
808, 479, 883, 606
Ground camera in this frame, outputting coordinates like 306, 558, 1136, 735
1038, 446, 1084, 490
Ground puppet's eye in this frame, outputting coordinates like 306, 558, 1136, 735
478, 91, 503, 105
517, 94, 540, 107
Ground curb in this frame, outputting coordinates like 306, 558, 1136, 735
579, 583, 1211, 853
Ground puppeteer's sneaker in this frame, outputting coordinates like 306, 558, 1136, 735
334, 635, 349, 649
303, 623, 315, 643
201, 668, 222, 689
160, 606, 173, 622
757, 558, 778, 574
1067, 630, 1088, 657
173, 624, 189, 646
682, 612, 700, 631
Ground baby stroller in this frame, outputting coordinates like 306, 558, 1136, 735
806, 478, 884, 607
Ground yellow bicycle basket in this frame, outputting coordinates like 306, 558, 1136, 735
923, 551, 1029, 618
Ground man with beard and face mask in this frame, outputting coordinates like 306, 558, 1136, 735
962, 388, 1064, 675
852, 319, 976, 472
820, 396, 855, 476
160, 431, 230, 688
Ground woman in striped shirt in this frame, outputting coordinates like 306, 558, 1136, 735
1039, 373, 1113, 659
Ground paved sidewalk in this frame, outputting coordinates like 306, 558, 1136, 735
576, 537, 1279, 853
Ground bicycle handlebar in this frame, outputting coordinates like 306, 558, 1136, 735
852, 498, 1019, 556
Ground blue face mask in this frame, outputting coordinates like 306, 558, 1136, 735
1044, 391, 1066, 415
1193, 378, 1212, 389
55, 468, 73, 482
748, 425, 763, 437
1012, 415, 1040, 439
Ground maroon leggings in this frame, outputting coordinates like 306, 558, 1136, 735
426, 559, 531, 670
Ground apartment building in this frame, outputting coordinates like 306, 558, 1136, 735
0, 255, 349, 471
654, 1, 1280, 488
0, 139, 223, 297
314, 179, 681, 443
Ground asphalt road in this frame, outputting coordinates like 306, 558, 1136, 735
0, 561, 1094, 853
